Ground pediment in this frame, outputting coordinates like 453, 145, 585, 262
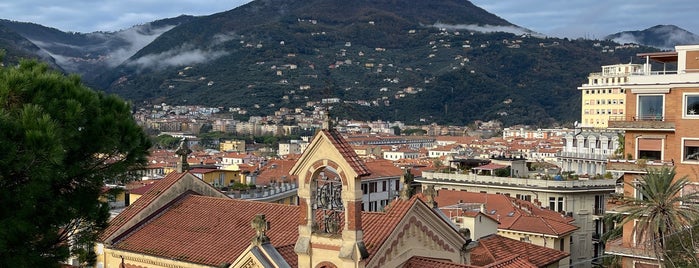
367, 201, 466, 268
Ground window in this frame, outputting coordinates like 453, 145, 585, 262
549, 197, 556, 211
683, 139, 699, 162
634, 181, 649, 201
681, 183, 699, 206
620, 99, 624, 104
637, 138, 662, 160
369, 182, 377, 193
361, 183, 368, 194
684, 94, 699, 117
637, 95, 663, 120
558, 197, 564, 213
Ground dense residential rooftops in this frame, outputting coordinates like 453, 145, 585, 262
470, 234, 569, 267
435, 190, 578, 237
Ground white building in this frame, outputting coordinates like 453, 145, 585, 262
557, 130, 621, 176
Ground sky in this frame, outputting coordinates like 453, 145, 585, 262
0, 0, 698, 39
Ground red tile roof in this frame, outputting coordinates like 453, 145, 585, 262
403, 256, 475, 268
363, 159, 403, 180
113, 195, 300, 266
472, 164, 508, 171
276, 244, 297, 267
322, 130, 370, 176
482, 255, 536, 268
470, 235, 568, 267
128, 183, 156, 195
256, 159, 298, 185
362, 196, 419, 261
101, 172, 188, 241
435, 191, 577, 237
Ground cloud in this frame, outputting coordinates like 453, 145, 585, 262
127, 43, 228, 70
105, 24, 176, 67
431, 23, 540, 37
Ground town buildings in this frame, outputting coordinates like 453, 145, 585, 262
416, 169, 616, 267
95, 128, 570, 267
605, 44, 699, 267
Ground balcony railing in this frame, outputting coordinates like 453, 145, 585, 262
556, 151, 609, 161
607, 116, 675, 131
419, 172, 617, 190
607, 159, 674, 173
604, 237, 659, 261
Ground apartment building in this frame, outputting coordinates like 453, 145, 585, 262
557, 130, 620, 176
606, 44, 699, 267
578, 63, 643, 128
416, 171, 615, 267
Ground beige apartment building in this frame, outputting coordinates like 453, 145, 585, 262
606, 44, 699, 268
579, 63, 643, 128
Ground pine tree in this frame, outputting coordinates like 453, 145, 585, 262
0, 56, 150, 266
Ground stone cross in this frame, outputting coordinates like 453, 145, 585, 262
251, 214, 270, 246
424, 185, 438, 208
175, 137, 192, 172
399, 168, 414, 201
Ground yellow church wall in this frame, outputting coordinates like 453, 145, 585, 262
96, 246, 212, 268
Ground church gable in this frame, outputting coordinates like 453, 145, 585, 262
231, 243, 291, 268
366, 198, 467, 268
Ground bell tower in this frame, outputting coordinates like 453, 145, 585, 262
291, 129, 370, 268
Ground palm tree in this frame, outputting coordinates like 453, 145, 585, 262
617, 167, 699, 266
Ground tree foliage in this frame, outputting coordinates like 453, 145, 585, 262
613, 167, 699, 266
0, 59, 150, 266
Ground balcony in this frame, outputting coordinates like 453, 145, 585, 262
418, 171, 617, 191
607, 116, 675, 131
606, 159, 674, 174
556, 151, 609, 161
605, 237, 659, 261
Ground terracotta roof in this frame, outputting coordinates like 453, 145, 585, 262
256, 159, 298, 185
363, 159, 403, 180
322, 129, 370, 176
113, 195, 300, 266
362, 196, 419, 261
101, 172, 188, 241
128, 183, 156, 195
482, 255, 536, 268
435, 191, 577, 237
472, 164, 508, 171
276, 244, 297, 267
470, 234, 568, 267
189, 168, 218, 174
403, 256, 475, 268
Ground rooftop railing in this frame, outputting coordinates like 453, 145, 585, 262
419, 172, 617, 189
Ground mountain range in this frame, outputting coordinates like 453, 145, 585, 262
1, 0, 693, 127
606, 25, 699, 51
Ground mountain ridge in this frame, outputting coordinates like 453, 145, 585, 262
0, 0, 675, 127
606, 24, 699, 50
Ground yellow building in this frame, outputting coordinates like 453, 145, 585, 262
189, 166, 242, 188
220, 139, 246, 152
579, 63, 643, 128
